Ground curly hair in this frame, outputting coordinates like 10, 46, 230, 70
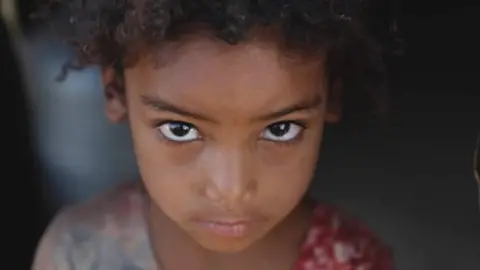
32, 0, 391, 122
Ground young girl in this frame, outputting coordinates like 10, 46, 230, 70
32, 1, 394, 269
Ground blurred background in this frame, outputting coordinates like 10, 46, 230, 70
2, 0, 479, 269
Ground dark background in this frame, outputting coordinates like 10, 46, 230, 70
3, 1, 479, 269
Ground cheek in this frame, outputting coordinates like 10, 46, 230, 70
128, 113, 202, 217
255, 125, 323, 208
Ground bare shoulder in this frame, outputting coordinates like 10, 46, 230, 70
32, 182, 156, 270
297, 203, 396, 270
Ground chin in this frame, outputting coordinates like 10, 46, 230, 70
194, 235, 257, 253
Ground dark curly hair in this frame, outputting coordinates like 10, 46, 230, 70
32, 0, 391, 123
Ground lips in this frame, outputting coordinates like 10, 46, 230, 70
191, 214, 260, 238
198, 219, 251, 237
191, 208, 265, 238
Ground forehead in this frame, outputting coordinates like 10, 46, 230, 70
124, 37, 326, 118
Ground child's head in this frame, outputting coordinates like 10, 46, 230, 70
38, 0, 385, 253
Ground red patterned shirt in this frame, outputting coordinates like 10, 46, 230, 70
294, 205, 394, 270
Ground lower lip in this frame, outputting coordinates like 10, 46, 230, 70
197, 221, 250, 237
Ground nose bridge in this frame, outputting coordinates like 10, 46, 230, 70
206, 145, 253, 203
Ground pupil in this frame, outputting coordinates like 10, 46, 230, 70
270, 123, 290, 136
169, 123, 190, 136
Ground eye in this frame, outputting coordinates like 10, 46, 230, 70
157, 121, 200, 142
261, 121, 304, 142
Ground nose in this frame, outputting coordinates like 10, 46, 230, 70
204, 147, 256, 207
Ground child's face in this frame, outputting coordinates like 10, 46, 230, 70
103, 37, 340, 253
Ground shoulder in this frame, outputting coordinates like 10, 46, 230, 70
297, 203, 395, 270
31, 183, 153, 270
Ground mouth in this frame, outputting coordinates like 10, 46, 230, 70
194, 218, 253, 238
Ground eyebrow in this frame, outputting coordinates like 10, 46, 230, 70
141, 95, 215, 122
255, 95, 323, 121
140, 94, 322, 122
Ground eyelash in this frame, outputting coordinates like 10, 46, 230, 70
265, 120, 309, 147
152, 119, 309, 145
153, 120, 203, 146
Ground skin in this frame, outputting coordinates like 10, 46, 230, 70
34, 34, 343, 270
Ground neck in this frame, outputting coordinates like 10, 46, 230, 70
145, 199, 313, 270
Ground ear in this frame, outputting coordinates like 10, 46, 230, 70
325, 79, 342, 123
101, 67, 127, 123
